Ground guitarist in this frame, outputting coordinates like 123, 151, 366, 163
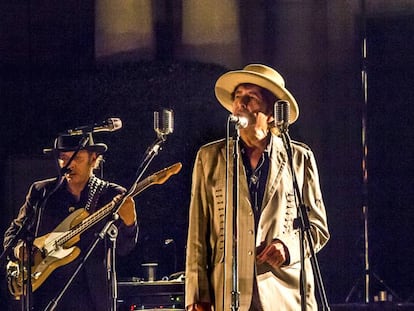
3, 133, 138, 311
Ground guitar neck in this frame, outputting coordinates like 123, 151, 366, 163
53, 162, 181, 247
55, 175, 156, 246
56, 199, 116, 246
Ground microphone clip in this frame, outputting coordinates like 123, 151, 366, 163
67, 124, 94, 136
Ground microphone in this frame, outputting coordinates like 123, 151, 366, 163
164, 239, 174, 245
274, 100, 290, 133
67, 118, 122, 135
229, 114, 248, 128
154, 108, 174, 137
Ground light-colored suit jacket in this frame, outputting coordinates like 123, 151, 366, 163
185, 134, 330, 311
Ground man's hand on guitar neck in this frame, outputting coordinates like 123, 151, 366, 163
117, 196, 137, 227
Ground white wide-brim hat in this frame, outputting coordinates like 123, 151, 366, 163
215, 64, 299, 124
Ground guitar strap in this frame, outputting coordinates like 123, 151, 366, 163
84, 176, 109, 212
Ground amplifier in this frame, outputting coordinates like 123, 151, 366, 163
117, 280, 185, 310
331, 303, 414, 310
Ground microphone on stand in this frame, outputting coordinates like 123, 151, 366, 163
67, 118, 122, 135
154, 108, 174, 137
229, 114, 249, 128
274, 100, 290, 133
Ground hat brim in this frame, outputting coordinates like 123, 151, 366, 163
215, 70, 299, 124
43, 144, 108, 155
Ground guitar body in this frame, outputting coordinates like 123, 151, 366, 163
8, 208, 89, 297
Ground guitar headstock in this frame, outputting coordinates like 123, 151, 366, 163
151, 162, 182, 185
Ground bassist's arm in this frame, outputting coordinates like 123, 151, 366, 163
117, 197, 136, 227
3, 182, 42, 260
114, 196, 139, 256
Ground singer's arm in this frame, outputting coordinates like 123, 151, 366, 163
275, 142, 330, 265
185, 148, 215, 309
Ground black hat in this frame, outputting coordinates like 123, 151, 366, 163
43, 133, 108, 155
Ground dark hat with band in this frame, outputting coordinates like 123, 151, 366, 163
43, 133, 108, 155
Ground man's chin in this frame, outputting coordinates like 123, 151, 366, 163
65, 174, 76, 182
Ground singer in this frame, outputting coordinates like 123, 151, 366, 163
185, 64, 330, 310
3, 133, 138, 311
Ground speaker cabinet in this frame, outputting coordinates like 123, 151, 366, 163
331, 303, 414, 310
117, 280, 185, 311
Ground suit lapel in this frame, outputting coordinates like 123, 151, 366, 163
220, 139, 251, 207
262, 136, 287, 209
222, 135, 287, 210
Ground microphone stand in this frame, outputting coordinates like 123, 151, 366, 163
137, 135, 166, 184
226, 117, 241, 311
107, 223, 119, 311
279, 129, 330, 311
44, 217, 119, 311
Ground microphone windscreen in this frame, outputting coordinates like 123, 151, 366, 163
107, 118, 122, 131
162, 109, 174, 135
275, 100, 290, 125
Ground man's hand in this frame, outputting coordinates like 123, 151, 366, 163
13, 240, 27, 261
186, 302, 212, 311
256, 240, 289, 268
13, 240, 40, 262
117, 197, 137, 226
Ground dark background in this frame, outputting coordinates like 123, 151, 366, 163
1, 1, 414, 309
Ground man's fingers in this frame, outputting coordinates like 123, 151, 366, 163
256, 243, 286, 267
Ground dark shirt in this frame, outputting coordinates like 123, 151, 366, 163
240, 138, 271, 311
241, 140, 270, 229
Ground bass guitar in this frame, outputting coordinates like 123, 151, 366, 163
7, 162, 182, 297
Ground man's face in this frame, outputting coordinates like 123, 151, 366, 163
232, 84, 273, 134
58, 150, 96, 185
